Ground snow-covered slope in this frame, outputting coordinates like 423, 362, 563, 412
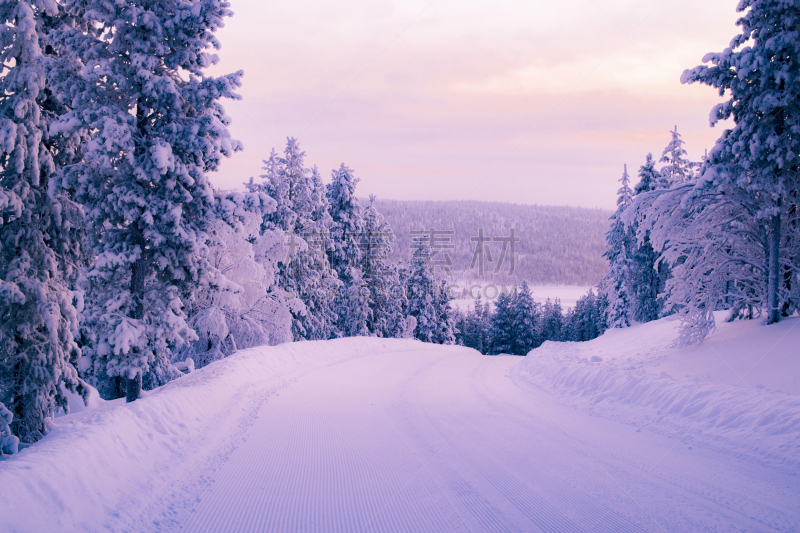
0, 339, 405, 532
512, 313, 800, 470
2, 330, 799, 532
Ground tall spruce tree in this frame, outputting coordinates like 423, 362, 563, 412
52, 0, 243, 401
603, 165, 634, 328
511, 282, 540, 355
405, 240, 454, 344
0, 1, 88, 443
682, 0, 800, 325
362, 196, 406, 337
327, 163, 369, 336
489, 290, 516, 354
540, 297, 564, 342
629, 155, 664, 323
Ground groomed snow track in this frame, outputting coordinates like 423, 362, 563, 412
2, 338, 798, 532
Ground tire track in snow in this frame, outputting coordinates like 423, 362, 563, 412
156, 340, 800, 532
181, 351, 469, 533
394, 352, 639, 533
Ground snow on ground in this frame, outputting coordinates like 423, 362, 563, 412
2, 321, 800, 532
512, 312, 800, 471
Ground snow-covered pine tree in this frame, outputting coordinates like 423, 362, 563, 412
0, 401, 18, 455
405, 239, 454, 344
453, 307, 467, 347
602, 165, 634, 328
362, 196, 406, 337
176, 190, 293, 368
659, 127, 697, 187
457, 298, 477, 351
490, 290, 516, 354
326, 163, 369, 337
338, 268, 371, 337
634, 178, 776, 343
540, 297, 564, 342
51, 0, 244, 401
257, 140, 340, 340
633, 153, 660, 195
0, 1, 89, 442
682, 0, 800, 325
479, 299, 493, 351
510, 282, 540, 355
564, 289, 604, 342
433, 278, 456, 345
629, 155, 664, 323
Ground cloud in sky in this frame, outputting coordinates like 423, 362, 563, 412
207, 0, 740, 209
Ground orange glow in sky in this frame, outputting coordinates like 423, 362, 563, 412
208, 0, 740, 209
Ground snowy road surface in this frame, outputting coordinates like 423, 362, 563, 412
3, 338, 799, 532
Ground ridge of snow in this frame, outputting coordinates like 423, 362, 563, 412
512, 314, 800, 469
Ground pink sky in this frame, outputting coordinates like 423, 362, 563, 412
207, 0, 740, 209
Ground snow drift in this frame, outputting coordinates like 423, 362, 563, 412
512, 313, 800, 469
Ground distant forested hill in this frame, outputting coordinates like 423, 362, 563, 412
374, 199, 611, 286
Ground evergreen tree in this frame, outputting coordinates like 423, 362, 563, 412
564, 289, 605, 342
338, 268, 371, 337
630, 156, 665, 323
633, 153, 660, 195
177, 192, 293, 368
602, 165, 634, 328
256, 140, 340, 340
52, 0, 243, 401
682, 0, 800, 325
362, 196, 406, 337
458, 297, 479, 352
480, 299, 493, 352
659, 127, 697, 187
490, 290, 516, 354
511, 282, 540, 355
433, 279, 456, 345
539, 298, 561, 342
0, 1, 88, 442
327, 163, 369, 337
405, 241, 454, 344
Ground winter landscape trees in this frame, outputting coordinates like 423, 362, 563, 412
601, 0, 800, 342
1, 0, 798, 459
0, 0, 86, 444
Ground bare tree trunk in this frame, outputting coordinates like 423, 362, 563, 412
126, 373, 142, 402
782, 198, 797, 316
767, 209, 782, 324
126, 230, 147, 403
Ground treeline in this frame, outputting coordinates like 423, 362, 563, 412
375, 200, 610, 286
453, 283, 608, 355
0, 2, 461, 454
453, 0, 800, 352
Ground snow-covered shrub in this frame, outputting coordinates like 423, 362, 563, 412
176, 199, 293, 369
0, 402, 19, 456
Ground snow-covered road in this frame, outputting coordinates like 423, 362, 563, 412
3, 338, 799, 532
169, 342, 797, 532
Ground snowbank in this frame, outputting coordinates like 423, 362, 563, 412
511, 314, 800, 469
0, 338, 424, 532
